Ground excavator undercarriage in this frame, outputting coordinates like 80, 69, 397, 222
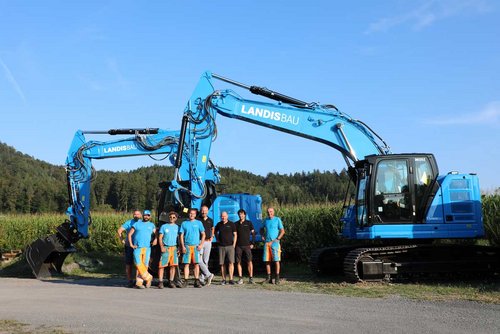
310, 243, 500, 282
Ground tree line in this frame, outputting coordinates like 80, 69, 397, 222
0, 142, 351, 214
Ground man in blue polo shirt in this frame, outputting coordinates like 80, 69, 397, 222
179, 208, 206, 288
117, 209, 141, 287
261, 207, 285, 284
157, 211, 180, 289
128, 210, 156, 289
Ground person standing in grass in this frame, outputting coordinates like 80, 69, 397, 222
234, 209, 255, 284
261, 207, 285, 284
117, 209, 141, 288
128, 210, 156, 289
179, 208, 205, 288
157, 211, 180, 289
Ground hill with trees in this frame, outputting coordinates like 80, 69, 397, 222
0, 142, 351, 213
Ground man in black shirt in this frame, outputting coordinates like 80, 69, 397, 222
198, 205, 215, 286
234, 209, 255, 284
214, 211, 237, 285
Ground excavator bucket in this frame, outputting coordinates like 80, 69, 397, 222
25, 223, 76, 279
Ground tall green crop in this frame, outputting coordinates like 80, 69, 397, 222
276, 203, 344, 262
482, 195, 500, 246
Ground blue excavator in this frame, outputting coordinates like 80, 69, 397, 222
27, 70, 499, 281
173, 71, 498, 281
25, 123, 262, 278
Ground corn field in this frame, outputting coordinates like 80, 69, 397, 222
1, 196, 499, 261
482, 194, 500, 246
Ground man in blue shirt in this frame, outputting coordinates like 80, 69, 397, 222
179, 208, 206, 288
128, 210, 156, 289
157, 211, 180, 289
117, 209, 141, 288
261, 207, 285, 284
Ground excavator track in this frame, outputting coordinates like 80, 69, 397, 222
309, 246, 356, 276
312, 244, 500, 283
343, 245, 418, 282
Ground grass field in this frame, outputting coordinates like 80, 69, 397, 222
0, 320, 69, 334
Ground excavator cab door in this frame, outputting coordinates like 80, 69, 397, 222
372, 158, 413, 223
366, 154, 438, 225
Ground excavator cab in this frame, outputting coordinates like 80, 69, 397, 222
343, 153, 440, 239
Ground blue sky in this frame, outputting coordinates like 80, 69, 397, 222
1, 1, 499, 192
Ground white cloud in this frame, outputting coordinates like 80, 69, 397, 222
0, 56, 27, 103
366, 0, 492, 34
425, 101, 500, 125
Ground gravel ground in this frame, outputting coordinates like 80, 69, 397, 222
0, 277, 499, 334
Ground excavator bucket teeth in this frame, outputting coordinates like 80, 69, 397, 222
25, 233, 76, 279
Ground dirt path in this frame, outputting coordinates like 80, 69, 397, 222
1, 278, 499, 334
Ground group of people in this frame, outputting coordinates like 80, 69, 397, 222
117, 206, 285, 289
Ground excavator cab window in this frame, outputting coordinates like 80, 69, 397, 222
356, 177, 368, 226
372, 159, 412, 223
413, 156, 436, 221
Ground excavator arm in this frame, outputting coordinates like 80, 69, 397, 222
26, 125, 220, 278
188, 72, 390, 170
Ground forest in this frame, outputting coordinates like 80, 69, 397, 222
0, 142, 351, 213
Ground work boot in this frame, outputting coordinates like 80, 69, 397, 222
275, 274, 280, 285
194, 279, 202, 288
158, 281, 164, 289
167, 281, 175, 288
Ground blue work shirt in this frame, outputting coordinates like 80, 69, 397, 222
159, 223, 179, 247
263, 217, 284, 242
121, 218, 141, 246
180, 219, 205, 246
131, 221, 155, 248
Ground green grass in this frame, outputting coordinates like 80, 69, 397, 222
0, 320, 70, 334
247, 262, 500, 303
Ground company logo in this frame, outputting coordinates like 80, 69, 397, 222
103, 145, 135, 154
240, 105, 299, 126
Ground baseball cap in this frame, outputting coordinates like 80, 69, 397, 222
143, 210, 151, 215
